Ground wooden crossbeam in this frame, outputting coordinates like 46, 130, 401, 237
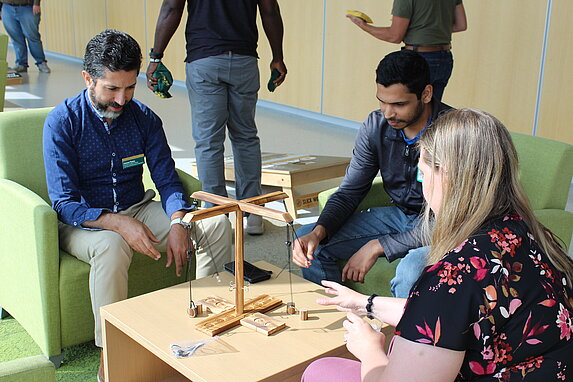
182, 191, 292, 319
190, 191, 293, 223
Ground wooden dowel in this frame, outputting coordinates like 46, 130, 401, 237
235, 210, 244, 315
182, 203, 237, 224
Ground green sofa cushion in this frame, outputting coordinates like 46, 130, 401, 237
0, 356, 55, 382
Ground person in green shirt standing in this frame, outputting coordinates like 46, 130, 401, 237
348, 0, 467, 101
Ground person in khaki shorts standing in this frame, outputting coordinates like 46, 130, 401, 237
42, 30, 232, 382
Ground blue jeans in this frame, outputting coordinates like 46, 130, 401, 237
417, 50, 453, 101
186, 53, 261, 207
296, 206, 427, 298
1, 4, 46, 67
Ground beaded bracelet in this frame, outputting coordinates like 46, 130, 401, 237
366, 293, 378, 319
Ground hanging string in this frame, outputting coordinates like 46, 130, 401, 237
190, 217, 222, 283
186, 224, 194, 306
285, 223, 295, 305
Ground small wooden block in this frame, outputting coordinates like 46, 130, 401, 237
299, 308, 309, 321
286, 302, 296, 315
195, 294, 283, 336
240, 313, 286, 336
196, 296, 234, 314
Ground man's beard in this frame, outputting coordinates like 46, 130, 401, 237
387, 100, 425, 130
88, 86, 129, 120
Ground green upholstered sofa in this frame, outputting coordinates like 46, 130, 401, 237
318, 132, 573, 297
0, 356, 56, 382
0, 108, 201, 366
0, 34, 9, 111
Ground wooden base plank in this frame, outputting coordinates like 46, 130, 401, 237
195, 294, 282, 336
240, 313, 286, 336
195, 296, 234, 314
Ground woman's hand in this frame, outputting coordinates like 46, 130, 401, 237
344, 312, 388, 363
317, 280, 368, 315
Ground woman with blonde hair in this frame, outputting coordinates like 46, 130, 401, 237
302, 109, 573, 381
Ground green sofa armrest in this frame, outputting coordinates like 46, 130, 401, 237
0, 356, 56, 382
143, 166, 201, 205
318, 177, 393, 213
175, 168, 202, 205
534, 209, 573, 250
0, 180, 61, 357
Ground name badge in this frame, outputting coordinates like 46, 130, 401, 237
122, 154, 145, 169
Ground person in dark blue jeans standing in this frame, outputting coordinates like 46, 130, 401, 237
0, 0, 50, 73
347, 0, 467, 101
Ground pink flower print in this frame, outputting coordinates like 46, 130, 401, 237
481, 345, 494, 360
453, 239, 468, 253
488, 227, 522, 256
556, 303, 573, 340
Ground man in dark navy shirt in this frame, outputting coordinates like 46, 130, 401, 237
146, 0, 287, 235
293, 51, 451, 298
43, 30, 232, 382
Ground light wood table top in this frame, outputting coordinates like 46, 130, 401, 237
101, 261, 353, 382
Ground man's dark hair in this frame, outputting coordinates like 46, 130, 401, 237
375, 50, 430, 99
83, 29, 142, 79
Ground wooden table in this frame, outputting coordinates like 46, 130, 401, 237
191, 153, 350, 218
101, 261, 354, 382
5, 72, 23, 86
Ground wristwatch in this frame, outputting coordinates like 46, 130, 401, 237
170, 217, 183, 227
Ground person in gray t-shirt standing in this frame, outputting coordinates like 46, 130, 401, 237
147, 0, 287, 235
347, 0, 467, 101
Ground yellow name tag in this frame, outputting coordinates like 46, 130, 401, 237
122, 154, 145, 169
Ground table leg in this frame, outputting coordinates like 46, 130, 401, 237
282, 187, 298, 219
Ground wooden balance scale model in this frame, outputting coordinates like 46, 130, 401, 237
182, 191, 302, 337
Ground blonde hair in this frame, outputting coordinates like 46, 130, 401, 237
419, 109, 573, 284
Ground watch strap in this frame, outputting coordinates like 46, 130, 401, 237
170, 217, 183, 227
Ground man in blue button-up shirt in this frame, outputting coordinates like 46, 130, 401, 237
43, 30, 232, 380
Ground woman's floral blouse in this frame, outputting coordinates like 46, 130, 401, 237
396, 214, 573, 381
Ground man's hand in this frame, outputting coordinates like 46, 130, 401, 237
342, 239, 384, 283
292, 226, 326, 268
32, 5, 41, 15
346, 14, 367, 29
113, 215, 162, 260
146, 62, 160, 91
270, 59, 287, 87
166, 223, 191, 277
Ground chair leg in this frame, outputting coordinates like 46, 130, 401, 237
0, 306, 10, 319
48, 351, 65, 369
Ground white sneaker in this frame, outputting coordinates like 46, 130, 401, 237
10, 65, 27, 73
37, 62, 51, 73
245, 214, 264, 235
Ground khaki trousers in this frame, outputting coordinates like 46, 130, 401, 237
58, 190, 232, 347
